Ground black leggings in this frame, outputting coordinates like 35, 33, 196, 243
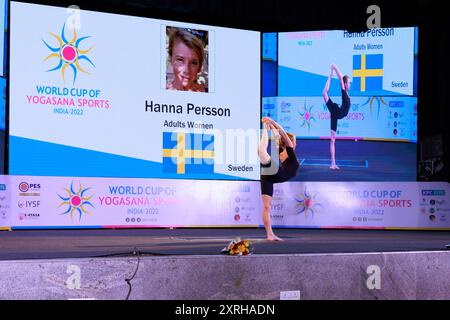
260, 162, 292, 197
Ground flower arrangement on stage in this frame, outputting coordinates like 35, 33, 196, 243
221, 238, 254, 256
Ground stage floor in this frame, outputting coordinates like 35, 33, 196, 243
1, 228, 449, 260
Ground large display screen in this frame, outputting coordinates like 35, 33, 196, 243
278, 28, 415, 97
9, 1, 261, 180
263, 27, 418, 181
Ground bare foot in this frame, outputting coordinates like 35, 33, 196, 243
266, 234, 284, 241
330, 165, 340, 170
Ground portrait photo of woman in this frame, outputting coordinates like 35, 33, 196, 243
165, 27, 209, 93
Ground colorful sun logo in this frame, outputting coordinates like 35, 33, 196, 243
361, 96, 388, 119
298, 100, 316, 131
43, 24, 95, 84
57, 181, 94, 221
295, 190, 322, 218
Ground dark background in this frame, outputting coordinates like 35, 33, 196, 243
5, 0, 449, 181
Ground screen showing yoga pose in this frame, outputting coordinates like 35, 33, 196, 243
262, 27, 418, 181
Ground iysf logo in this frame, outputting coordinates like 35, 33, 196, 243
18, 200, 40, 209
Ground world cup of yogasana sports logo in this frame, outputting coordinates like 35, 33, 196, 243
295, 189, 323, 218
42, 24, 95, 84
298, 100, 316, 132
57, 181, 95, 222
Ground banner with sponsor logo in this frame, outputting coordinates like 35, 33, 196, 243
270, 182, 450, 229
262, 96, 417, 142
9, 1, 260, 180
1, 175, 449, 230
7, 175, 260, 228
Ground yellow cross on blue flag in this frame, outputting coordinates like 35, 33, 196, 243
352, 54, 383, 92
162, 132, 215, 174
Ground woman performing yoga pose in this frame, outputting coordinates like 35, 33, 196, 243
259, 117, 299, 241
322, 63, 351, 170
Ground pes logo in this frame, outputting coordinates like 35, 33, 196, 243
19, 182, 41, 195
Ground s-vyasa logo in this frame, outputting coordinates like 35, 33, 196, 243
57, 181, 95, 222
43, 23, 95, 84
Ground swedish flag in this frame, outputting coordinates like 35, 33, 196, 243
162, 132, 214, 174
353, 54, 383, 92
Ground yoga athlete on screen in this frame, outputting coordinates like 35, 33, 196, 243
322, 64, 351, 170
259, 117, 299, 241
